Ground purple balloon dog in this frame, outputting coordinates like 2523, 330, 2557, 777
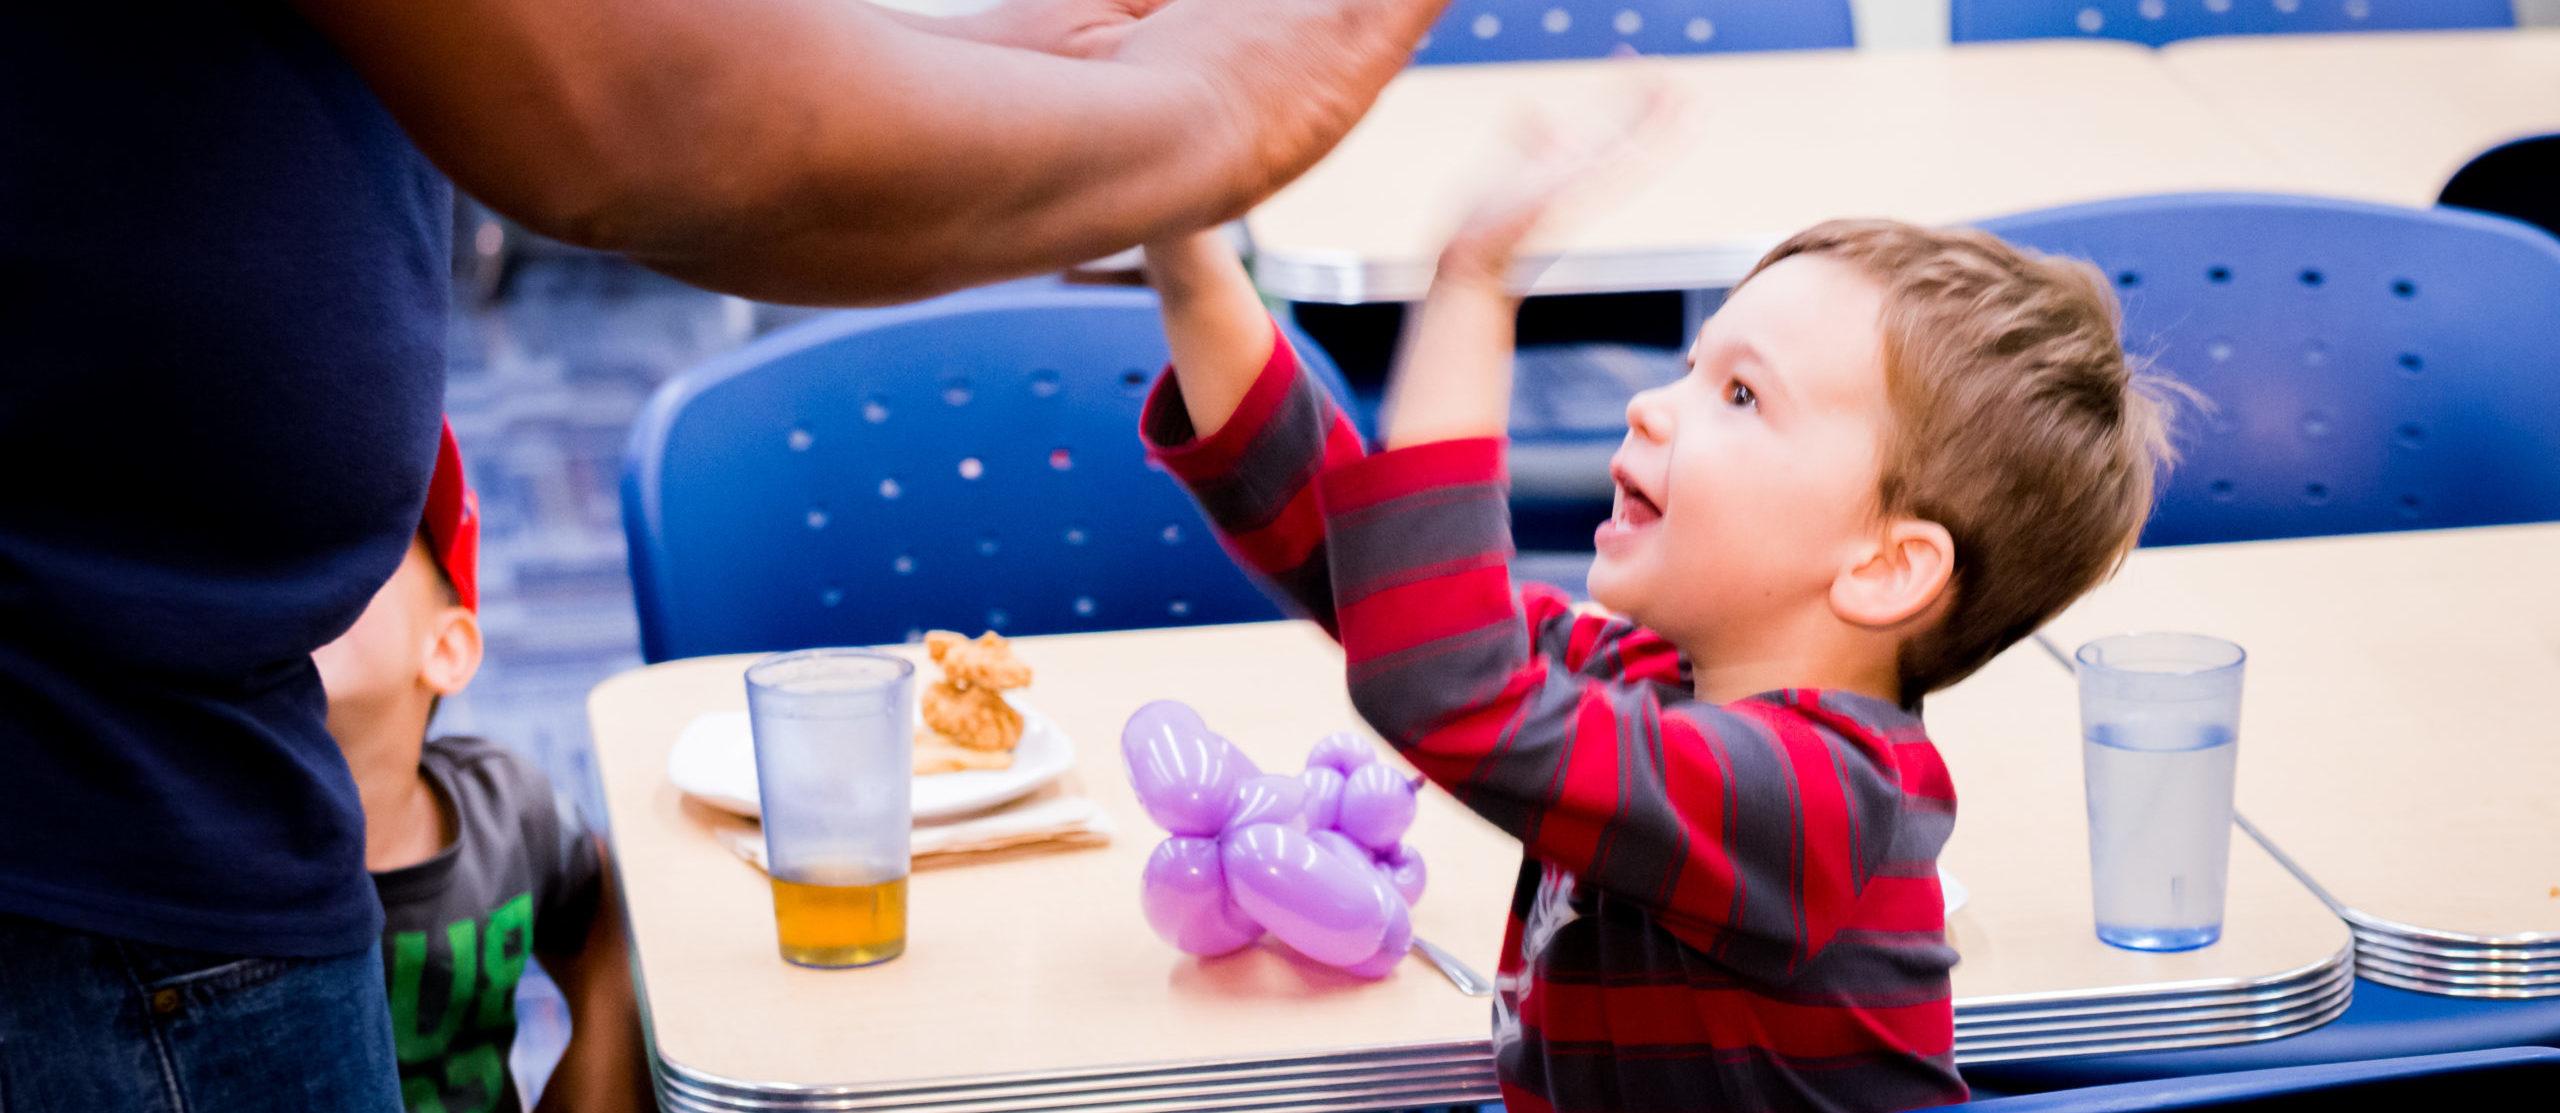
1122, 699, 1427, 977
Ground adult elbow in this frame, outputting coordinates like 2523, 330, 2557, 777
629, 212, 1001, 307
490, 158, 684, 259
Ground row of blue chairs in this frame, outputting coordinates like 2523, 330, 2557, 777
1409, 1, 2514, 65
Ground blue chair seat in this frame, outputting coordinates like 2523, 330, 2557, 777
1951, 1, 2514, 47
1416, 1, 1852, 65
621, 283, 1359, 661
1981, 192, 2560, 548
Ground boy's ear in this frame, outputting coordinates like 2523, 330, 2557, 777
419, 607, 484, 698
1831, 518, 1956, 631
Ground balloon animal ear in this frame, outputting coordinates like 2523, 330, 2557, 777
1123, 702, 1430, 979
1122, 699, 1262, 837
1307, 731, 1374, 775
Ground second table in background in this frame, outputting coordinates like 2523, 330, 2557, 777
2159, 29, 2560, 212
1248, 40, 2310, 303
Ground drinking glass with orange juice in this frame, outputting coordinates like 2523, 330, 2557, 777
745, 649, 915, 967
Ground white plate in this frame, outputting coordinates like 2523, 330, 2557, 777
667, 698, 1074, 822
1940, 866, 1970, 917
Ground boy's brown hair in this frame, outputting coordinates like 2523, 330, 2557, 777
1740, 219, 2177, 697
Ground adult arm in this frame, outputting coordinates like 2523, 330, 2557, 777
296, 0, 1450, 304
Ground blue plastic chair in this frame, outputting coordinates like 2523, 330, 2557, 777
621, 283, 1359, 662
1416, 1, 1853, 65
1979, 192, 2560, 548
1947, 1047, 2560, 1109
2441, 132, 2560, 243
1950, 1, 2513, 46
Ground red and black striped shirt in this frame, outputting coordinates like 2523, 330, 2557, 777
1142, 327, 1967, 1113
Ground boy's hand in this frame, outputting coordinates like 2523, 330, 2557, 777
1383, 83, 1681, 451
968, 0, 1173, 59
1432, 84, 1682, 293
881, 0, 1173, 60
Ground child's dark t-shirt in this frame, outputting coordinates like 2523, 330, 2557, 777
371, 736, 603, 1113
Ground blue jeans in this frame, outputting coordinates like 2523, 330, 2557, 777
0, 912, 400, 1112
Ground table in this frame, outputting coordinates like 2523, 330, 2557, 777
2159, 29, 2560, 212
2039, 522, 2560, 996
592, 623, 2353, 1110
1247, 40, 2311, 303
593, 624, 1512, 1112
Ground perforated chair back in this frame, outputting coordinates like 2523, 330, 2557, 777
1980, 192, 2560, 547
1950, 0, 2513, 46
622, 284, 1357, 662
1416, 1, 1853, 64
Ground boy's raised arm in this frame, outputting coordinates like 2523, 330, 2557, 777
1139, 232, 1367, 630
1144, 231, 1277, 439
1380, 96, 1675, 451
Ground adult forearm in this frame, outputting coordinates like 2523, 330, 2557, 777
303, 0, 1447, 305
665, 0, 1457, 302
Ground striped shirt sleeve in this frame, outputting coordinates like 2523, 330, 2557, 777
1315, 438, 1910, 980
1139, 319, 1366, 631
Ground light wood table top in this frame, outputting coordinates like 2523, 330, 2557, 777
2159, 29, 2560, 211
2040, 522, 2560, 946
1247, 40, 2312, 303
592, 620, 2354, 1101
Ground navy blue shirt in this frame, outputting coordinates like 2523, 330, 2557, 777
0, 5, 451, 956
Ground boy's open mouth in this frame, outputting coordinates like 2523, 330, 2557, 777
1610, 464, 1663, 528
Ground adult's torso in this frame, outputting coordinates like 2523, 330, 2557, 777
0, 2, 451, 956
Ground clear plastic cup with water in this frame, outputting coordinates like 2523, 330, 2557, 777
2074, 633, 2245, 952
745, 649, 915, 968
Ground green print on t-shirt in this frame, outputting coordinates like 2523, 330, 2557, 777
387, 891, 534, 1113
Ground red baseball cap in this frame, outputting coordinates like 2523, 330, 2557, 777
422, 419, 481, 612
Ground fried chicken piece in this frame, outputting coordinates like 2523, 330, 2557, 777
923, 682, 1023, 751
925, 630, 1032, 691
912, 631, 1035, 771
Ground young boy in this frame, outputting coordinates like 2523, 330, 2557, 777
1138, 122, 2171, 1111
312, 422, 655, 1113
